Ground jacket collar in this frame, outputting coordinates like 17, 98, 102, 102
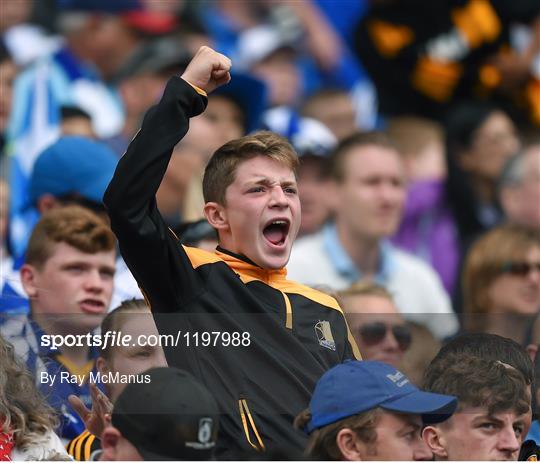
215, 246, 288, 284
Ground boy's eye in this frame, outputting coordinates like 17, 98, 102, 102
480, 422, 496, 430
132, 349, 151, 358
283, 187, 297, 194
363, 177, 380, 186
66, 265, 84, 273
404, 431, 415, 440
248, 187, 264, 193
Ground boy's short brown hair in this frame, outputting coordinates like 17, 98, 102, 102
100, 299, 149, 360
202, 131, 299, 205
424, 352, 530, 417
25, 205, 116, 269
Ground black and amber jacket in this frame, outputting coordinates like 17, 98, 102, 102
66, 430, 100, 461
354, 0, 540, 124
103, 76, 361, 455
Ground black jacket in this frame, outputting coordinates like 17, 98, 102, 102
354, 0, 540, 122
103, 76, 360, 455
519, 439, 540, 461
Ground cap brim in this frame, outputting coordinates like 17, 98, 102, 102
381, 390, 457, 424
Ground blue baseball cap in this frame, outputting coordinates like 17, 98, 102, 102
212, 73, 268, 134
306, 361, 457, 433
29, 136, 118, 206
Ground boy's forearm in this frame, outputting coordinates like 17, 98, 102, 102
103, 76, 207, 222
102, 76, 208, 310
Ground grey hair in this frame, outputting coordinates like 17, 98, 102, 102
498, 152, 525, 191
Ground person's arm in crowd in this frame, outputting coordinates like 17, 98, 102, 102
489, 15, 540, 92
286, 0, 342, 71
68, 383, 112, 439
103, 47, 231, 310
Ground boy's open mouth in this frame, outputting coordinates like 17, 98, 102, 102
263, 219, 290, 247
80, 298, 106, 314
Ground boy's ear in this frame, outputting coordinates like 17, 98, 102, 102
526, 343, 538, 362
20, 263, 39, 298
422, 425, 448, 459
36, 193, 60, 214
204, 202, 229, 231
101, 427, 121, 460
336, 428, 364, 461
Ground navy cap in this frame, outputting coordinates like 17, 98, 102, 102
306, 361, 457, 433
113, 367, 219, 460
115, 37, 191, 83
212, 73, 268, 134
29, 136, 118, 205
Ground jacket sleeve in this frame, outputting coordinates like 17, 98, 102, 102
66, 430, 100, 461
342, 315, 362, 361
103, 76, 208, 311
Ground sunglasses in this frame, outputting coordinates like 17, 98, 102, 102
358, 322, 412, 351
501, 261, 540, 277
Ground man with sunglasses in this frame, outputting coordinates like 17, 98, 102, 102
339, 281, 411, 367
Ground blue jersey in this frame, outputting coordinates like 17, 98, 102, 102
527, 420, 540, 445
0, 256, 30, 314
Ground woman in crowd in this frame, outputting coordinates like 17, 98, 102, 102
0, 335, 69, 460
462, 224, 540, 344
445, 101, 520, 252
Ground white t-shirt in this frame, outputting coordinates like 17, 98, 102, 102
10, 429, 69, 461
287, 229, 458, 339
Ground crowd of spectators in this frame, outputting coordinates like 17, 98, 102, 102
0, 0, 539, 460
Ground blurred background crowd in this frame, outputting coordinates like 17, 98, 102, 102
0, 0, 539, 460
